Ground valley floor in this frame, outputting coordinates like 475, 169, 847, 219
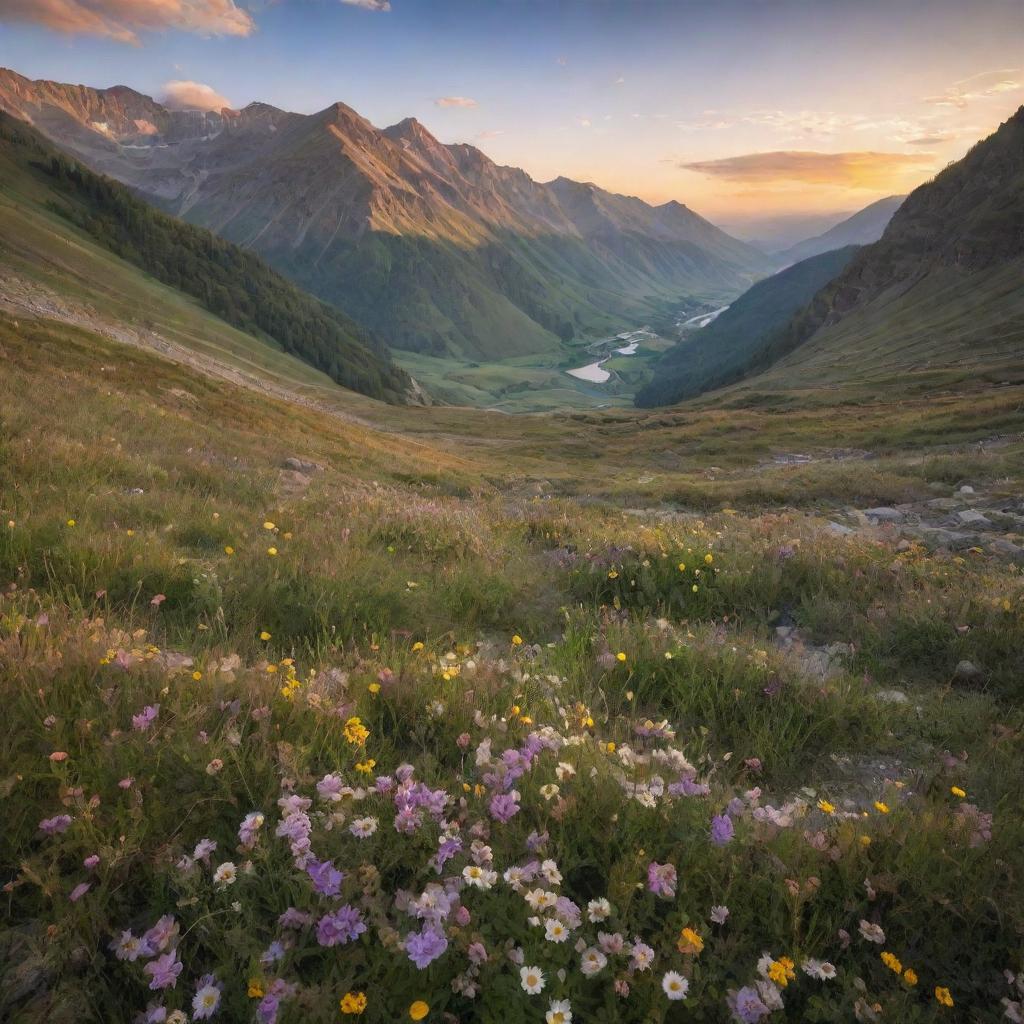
2, 314, 1024, 1023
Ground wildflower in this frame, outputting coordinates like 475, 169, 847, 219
545, 918, 569, 943
881, 951, 902, 974
350, 816, 378, 839
587, 898, 611, 922
647, 860, 677, 899
317, 906, 366, 946
580, 947, 608, 977
616, 651, 627, 662
412, 641, 424, 651
630, 939, 655, 971
368, 682, 381, 694
132, 704, 160, 732
213, 862, 237, 888
143, 950, 183, 991
677, 927, 704, 954
729, 985, 770, 1022
904, 968, 918, 985
710, 904, 730, 924
192, 976, 222, 1020
489, 790, 521, 823
248, 980, 264, 999
520, 965, 545, 994
859, 920, 885, 944
49, 750, 68, 762
260, 631, 272, 641
192, 671, 203, 681
874, 801, 889, 814
705, 553, 714, 564
711, 813, 734, 845
69, 882, 91, 901
951, 786, 966, 798
110, 931, 143, 961
406, 925, 448, 969
224, 546, 234, 556
66, 519, 76, 527
408, 1002, 429, 1021
545, 999, 572, 1024
935, 986, 954, 1007
267, 547, 278, 556
462, 865, 497, 889
39, 815, 73, 835
343, 717, 369, 745
662, 971, 689, 1000
263, 521, 276, 531
817, 799, 835, 814
206, 758, 224, 775
340, 991, 367, 1015
540, 783, 560, 800
355, 759, 376, 775
512, 635, 523, 645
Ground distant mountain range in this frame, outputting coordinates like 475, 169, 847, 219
774, 195, 904, 265
639, 105, 1024, 405
0, 68, 771, 361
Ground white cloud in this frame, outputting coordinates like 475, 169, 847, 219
339, 0, 391, 10
0, 0, 254, 44
161, 80, 232, 111
924, 69, 1022, 108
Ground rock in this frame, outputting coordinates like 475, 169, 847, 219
875, 689, 909, 704
862, 507, 905, 524
775, 625, 794, 641
956, 509, 992, 527
954, 660, 982, 682
825, 521, 854, 536
913, 527, 978, 550
927, 498, 960, 511
988, 538, 1024, 562
283, 456, 319, 474
896, 539, 912, 552
957, 485, 975, 495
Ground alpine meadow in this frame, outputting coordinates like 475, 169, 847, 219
1, 4, 1024, 1024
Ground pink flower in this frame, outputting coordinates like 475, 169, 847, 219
118, 777, 134, 789
49, 751, 69, 762
150, 594, 166, 607
647, 861, 677, 899
84, 854, 100, 869
70, 882, 91, 902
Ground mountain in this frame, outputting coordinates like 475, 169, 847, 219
729, 107, 1024, 396
634, 246, 859, 407
0, 111, 413, 403
775, 195, 904, 265
0, 68, 771, 361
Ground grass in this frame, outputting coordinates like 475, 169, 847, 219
2, 313, 1024, 1022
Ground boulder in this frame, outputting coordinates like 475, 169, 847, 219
862, 507, 905, 524
283, 457, 319, 474
954, 660, 982, 682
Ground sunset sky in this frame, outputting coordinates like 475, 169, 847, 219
2, 0, 1022, 233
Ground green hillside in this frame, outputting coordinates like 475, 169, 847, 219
0, 112, 411, 403
635, 246, 859, 407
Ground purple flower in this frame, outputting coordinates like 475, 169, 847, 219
711, 814, 735, 846
431, 835, 463, 874
143, 950, 183, 991
489, 790, 521, 823
141, 915, 179, 954
646, 861, 677, 899
306, 858, 344, 897
316, 905, 366, 947
132, 704, 160, 732
39, 814, 73, 836
405, 924, 448, 969
728, 985, 771, 1023
526, 830, 549, 852
278, 907, 312, 929
70, 882, 92, 901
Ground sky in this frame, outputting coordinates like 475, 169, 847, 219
1, 0, 1023, 233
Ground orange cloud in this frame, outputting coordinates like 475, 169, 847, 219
0, 0, 255, 44
679, 150, 935, 190
161, 80, 232, 111
924, 69, 1021, 109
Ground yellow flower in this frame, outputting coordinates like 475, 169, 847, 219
817, 799, 835, 815
266, 664, 277, 673
677, 927, 704, 954
874, 801, 889, 814
767, 960, 790, 987
192, 671, 203, 681
340, 991, 367, 1015
677, 562, 686, 571
343, 716, 369, 745
66, 519, 76, 527
692, 584, 699, 592
248, 979, 264, 999
950, 786, 966, 798
616, 651, 627, 662
126, 529, 135, 536
409, 1001, 429, 1021
267, 547, 278, 556
606, 741, 616, 753
859, 835, 872, 847
368, 682, 381, 694
881, 951, 902, 973
224, 546, 235, 555
903, 968, 918, 985
412, 641, 424, 652
263, 521, 276, 531
704, 553, 714, 564
935, 986, 954, 1007
355, 759, 377, 775
607, 570, 619, 579
511, 634, 523, 646
260, 631, 272, 641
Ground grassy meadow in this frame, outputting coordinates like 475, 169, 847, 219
2, 311, 1024, 1023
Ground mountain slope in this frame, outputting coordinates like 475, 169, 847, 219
0, 111, 413, 403
634, 246, 860, 407
0, 68, 771, 361
775, 195, 903, 265
745, 106, 1024, 391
